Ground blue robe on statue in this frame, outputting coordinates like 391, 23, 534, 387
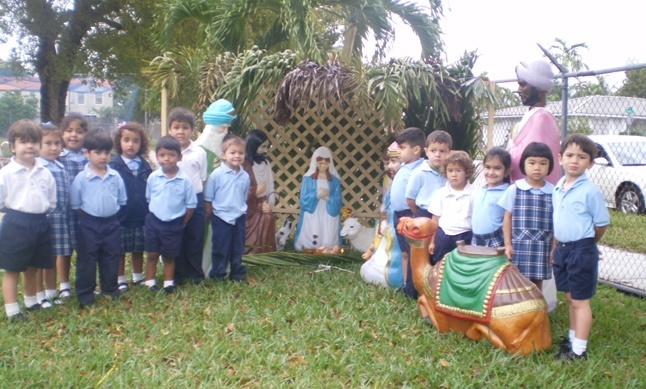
294, 175, 342, 251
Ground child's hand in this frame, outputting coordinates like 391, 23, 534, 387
505, 246, 513, 261
205, 213, 211, 223
428, 241, 435, 255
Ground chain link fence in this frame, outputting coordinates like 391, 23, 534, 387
478, 64, 646, 296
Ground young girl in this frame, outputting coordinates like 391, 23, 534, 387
428, 150, 475, 265
58, 112, 89, 300
498, 142, 555, 289
294, 147, 343, 252
471, 147, 511, 248
35, 124, 70, 307
109, 122, 152, 291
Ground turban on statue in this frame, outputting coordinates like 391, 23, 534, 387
515, 60, 554, 92
202, 99, 237, 126
387, 141, 399, 158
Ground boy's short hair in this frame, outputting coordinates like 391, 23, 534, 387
221, 133, 245, 154
114, 121, 149, 157
395, 127, 426, 150
440, 150, 475, 179
560, 133, 598, 160
167, 107, 196, 130
426, 130, 452, 149
519, 142, 554, 175
7, 119, 42, 145
82, 129, 113, 152
60, 112, 89, 133
156, 135, 182, 155
40, 123, 62, 138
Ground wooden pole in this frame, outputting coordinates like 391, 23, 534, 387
161, 87, 168, 136
487, 81, 496, 150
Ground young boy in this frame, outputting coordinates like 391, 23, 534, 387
58, 112, 89, 300
406, 130, 451, 218
428, 151, 475, 266
70, 129, 127, 308
0, 120, 56, 321
552, 134, 609, 361
389, 127, 426, 298
144, 136, 197, 294
204, 134, 250, 282
167, 107, 208, 285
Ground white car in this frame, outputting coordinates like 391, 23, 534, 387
588, 135, 646, 214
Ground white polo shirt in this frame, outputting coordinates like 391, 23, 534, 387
428, 182, 474, 236
177, 141, 207, 194
0, 158, 56, 213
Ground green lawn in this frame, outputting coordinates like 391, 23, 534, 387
601, 210, 646, 253
1, 263, 644, 387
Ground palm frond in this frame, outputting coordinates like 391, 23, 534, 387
242, 251, 363, 267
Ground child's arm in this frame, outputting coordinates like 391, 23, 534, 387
502, 211, 513, 260
428, 215, 439, 254
204, 202, 212, 222
594, 225, 608, 242
406, 198, 418, 214
183, 208, 195, 227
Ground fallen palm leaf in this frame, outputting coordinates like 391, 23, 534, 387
242, 252, 363, 268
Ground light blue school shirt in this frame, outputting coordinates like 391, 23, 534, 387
61, 149, 87, 163
70, 164, 127, 217
405, 161, 447, 210
146, 168, 197, 221
498, 179, 554, 213
204, 164, 250, 225
472, 183, 509, 234
552, 174, 609, 243
390, 158, 424, 212
121, 156, 141, 174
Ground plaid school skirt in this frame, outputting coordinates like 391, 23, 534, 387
47, 211, 72, 256
472, 228, 505, 248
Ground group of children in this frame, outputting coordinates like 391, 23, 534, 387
0, 108, 250, 321
390, 127, 609, 361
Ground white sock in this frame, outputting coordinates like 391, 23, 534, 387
132, 273, 143, 283
60, 282, 71, 291
572, 337, 588, 355
144, 279, 156, 288
5, 303, 20, 317
568, 329, 575, 343
163, 280, 175, 288
45, 289, 57, 299
118, 276, 127, 284
24, 295, 38, 308
36, 291, 47, 302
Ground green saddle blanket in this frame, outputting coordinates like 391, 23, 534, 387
436, 249, 509, 320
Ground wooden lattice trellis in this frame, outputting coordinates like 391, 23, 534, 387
247, 91, 388, 222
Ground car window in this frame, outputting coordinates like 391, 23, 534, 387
608, 141, 646, 166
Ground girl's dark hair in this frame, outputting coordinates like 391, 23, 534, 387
60, 112, 89, 134
156, 135, 181, 155
114, 121, 149, 157
519, 142, 554, 175
82, 129, 113, 152
7, 119, 41, 144
484, 147, 512, 183
245, 129, 269, 164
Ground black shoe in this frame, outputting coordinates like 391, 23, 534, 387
118, 282, 129, 292
25, 303, 41, 312
52, 296, 64, 305
39, 299, 54, 309
149, 285, 159, 292
8, 312, 26, 322
555, 349, 588, 361
557, 336, 571, 354
79, 301, 94, 309
132, 279, 144, 286
59, 288, 72, 301
163, 285, 175, 294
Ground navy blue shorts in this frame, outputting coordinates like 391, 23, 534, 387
553, 238, 598, 300
0, 209, 52, 272
144, 213, 183, 258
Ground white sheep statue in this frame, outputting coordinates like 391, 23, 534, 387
340, 217, 375, 253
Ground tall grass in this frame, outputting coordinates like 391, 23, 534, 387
1, 262, 644, 387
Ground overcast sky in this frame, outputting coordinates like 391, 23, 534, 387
385, 0, 645, 87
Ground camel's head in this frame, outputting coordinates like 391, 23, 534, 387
396, 217, 437, 248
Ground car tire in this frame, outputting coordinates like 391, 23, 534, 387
617, 184, 645, 214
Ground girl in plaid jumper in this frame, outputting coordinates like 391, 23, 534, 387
498, 142, 555, 289
35, 124, 71, 307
